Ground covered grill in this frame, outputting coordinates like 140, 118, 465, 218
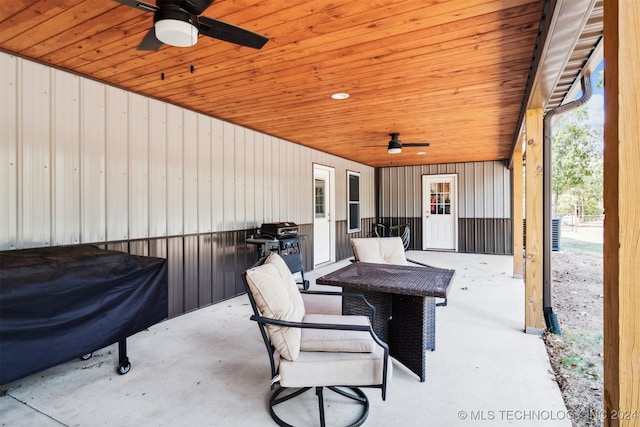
246, 222, 309, 289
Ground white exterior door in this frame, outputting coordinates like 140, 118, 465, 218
422, 174, 458, 250
313, 165, 335, 266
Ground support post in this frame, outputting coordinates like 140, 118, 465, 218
603, 1, 640, 424
512, 143, 524, 278
524, 108, 544, 334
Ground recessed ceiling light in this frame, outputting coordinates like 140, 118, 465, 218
331, 92, 349, 100
417, 151, 426, 155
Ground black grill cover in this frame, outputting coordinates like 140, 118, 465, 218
0, 245, 168, 385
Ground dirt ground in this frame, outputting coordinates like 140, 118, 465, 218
545, 225, 604, 427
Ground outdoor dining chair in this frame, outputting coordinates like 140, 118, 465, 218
243, 252, 391, 427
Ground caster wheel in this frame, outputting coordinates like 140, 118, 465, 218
118, 361, 131, 375
81, 353, 92, 360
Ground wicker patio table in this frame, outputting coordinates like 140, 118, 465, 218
316, 262, 455, 382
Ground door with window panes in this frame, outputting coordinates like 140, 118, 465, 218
422, 174, 458, 250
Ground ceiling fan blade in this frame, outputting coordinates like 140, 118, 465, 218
199, 16, 268, 49
402, 143, 430, 147
179, 0, 214, 15
137, 28, 164, 51
112, 0, 159, 13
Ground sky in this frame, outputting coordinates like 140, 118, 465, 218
585, 60, 604, 130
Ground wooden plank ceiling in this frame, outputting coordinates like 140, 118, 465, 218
0, 0, 544, 167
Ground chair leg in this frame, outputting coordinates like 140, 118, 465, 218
316, 387, 326, 427
269, 386, 370, 427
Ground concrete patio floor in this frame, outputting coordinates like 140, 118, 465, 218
0, 251, 571, 426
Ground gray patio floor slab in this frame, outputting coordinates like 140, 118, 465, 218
0, 251, 571, 426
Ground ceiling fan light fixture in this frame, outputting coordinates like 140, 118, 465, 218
155, 19, 198, 47
387, 140, 402, 154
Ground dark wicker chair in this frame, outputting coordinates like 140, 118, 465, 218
243, 253, 391, 427
369, 223, 410, 250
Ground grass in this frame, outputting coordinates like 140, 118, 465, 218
560, 238, 603, 253
557, 332, 603, 380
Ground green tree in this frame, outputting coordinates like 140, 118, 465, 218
551, 107, 602, 218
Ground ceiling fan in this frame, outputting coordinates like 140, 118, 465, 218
386, 133, 430, 154
113, 0, 269, 51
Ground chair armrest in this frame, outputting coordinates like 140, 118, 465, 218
405, 257, 436, 268
249, 315, 389, 351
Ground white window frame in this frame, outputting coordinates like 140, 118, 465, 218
347, 170, 361, 233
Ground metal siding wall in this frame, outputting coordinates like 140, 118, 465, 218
79, 78, 106, 244
3, 53, 379, 318
235, 127, 246, 230
168, 236, 184, 317
106, 87, 129, 241
270, 137, 281, 221
211, 232, 225, 303
197, 113, 212, 233
261, 135, 273, 222
166, 105, 184, 235
148, 99, 167, 238
198, 234, 213, 306
183, 111, 199, 235
464, 162, 475, 218
129, 239, 148, 256
183, 234, 199, 312
483, 161, 495, 218
52, 71, 81, 246
20, 60, 51, 248
0, 54, 18, 249
474, 162, 484, 217
252, 131, 264, 226
211, 118, 224, 232
378, 161, 512, 254
244, 129, 256, 229
128, 94, 149, 240
222, 121, 235, 229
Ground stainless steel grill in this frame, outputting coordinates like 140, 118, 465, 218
246, 222, 308, 289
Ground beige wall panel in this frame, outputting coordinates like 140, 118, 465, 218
19, 60, 51, 248
211, 117, 224, 232
105, 87, 129, 241
3, 53, 375, 250
259, 133, 273, 223
268, 136, 281, 222
243, 128, 257, 229
182, 111, 198, 234
473, 163, 485, 217
148, 99, 167, 237
291, 143, 302, 224
462, 162, 475, 217
0, 53, 18, 249
234, 126, 246, 230
222, 121, 236, 229
79, 78, 106, 244
197, 113, 212, 233
379, 161, 510, 219
252, 131, 265, 227
483, 161, 495, 218
499, 161, 511, 218
128, 94, 149, 240
52, 71, 81, 246
166, 104, 184, 235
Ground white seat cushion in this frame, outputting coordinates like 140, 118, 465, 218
300, 314, 374, 353
245, 253, 305, 361
279, 345, 392, 388
351, 237, 408, 265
